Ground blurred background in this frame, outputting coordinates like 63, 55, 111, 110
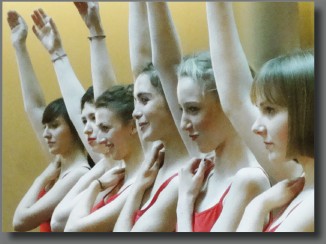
2, 1, 314, 232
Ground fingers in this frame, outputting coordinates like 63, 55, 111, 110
288, 176, 305, 195
73, 2, 87, 15
7, 10, 19, 29
32, 9, 45, 28
49, 18, 59, 35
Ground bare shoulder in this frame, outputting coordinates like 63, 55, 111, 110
232, 167, 270, 193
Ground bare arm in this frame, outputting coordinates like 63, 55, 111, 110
7, 11, 51, 160
176, 158, 214, 232
128, 1, 152, 79
146, 2, 196, 156
206, 2, 296, 183
74, 2, 117, 99
206, 3, 303, 183
64, 167, 125, 232
51, 159, 107, 232
237, 177, 304, 232
13, 158, 88, 231
211, 168, 270, 232
31, 9, 101, 162
114, 143, 164, 232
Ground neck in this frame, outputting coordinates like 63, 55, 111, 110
297, 156, 314, 190
123, 137, 144, 184
213, 132, 258, 177
159, 134, 189, 176
59, 146, 87, 174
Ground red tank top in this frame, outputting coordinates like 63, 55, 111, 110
37, 188, 51, 232
192, 184, 232, 232
91, 184, 132, 213
263, 201, 302, 232
133, 173, 178, 224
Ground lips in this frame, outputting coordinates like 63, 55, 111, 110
138, 122, 149, 131
87, 137, 96, 145
264, 141, 273, 149
189, 134, 199, 141
47, 141, 55, 147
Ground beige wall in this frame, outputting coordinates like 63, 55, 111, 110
2, 2, 313, 232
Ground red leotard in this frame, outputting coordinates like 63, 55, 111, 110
133, 173, 178, 224
263, 201, 302, 232
192, 184, 232, 232
37, 188, 51, 232
91, 184, 132, 213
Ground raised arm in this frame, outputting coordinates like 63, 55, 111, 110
64, 167, 125, 232
74, 2, 117, 99
128, 2, 153, 155
13, 157, 88, 231
7, 11, 51, 160
206, 2, 300, 183
31, 9, 100, 162
128, 1, 152, 79
146, 2, 196, 156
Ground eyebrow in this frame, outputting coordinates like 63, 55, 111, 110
137, 92, 152, 98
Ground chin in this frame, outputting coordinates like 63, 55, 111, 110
268, 152, 286, 164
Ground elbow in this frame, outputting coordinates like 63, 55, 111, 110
50, 218, 64, 232
13, 215, 30, 232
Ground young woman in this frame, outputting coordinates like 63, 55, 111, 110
113, 2, 190, 232
29, 5, 125, 231
64, 85, 144, 232
8, 10, 90, 232
237, 50, 314, 232
129, 2, 269, 232
205, 2, 312, 231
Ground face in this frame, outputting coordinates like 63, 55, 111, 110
177, 77, 228, 153
95, 107, 132, 160
133, 73, 174, 142
81, 102, 107, 154
43, 116, 75, 155
251, 96, 289, 164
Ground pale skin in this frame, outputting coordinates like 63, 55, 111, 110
113, 2, 189, 232
176, 75, 270, 232
64, 105, 144, 232
205, 2, 302, 184
8, 10, 90, 232
7, 10, 52, 161
12, 114, 90, 231
206, 2, 313, 232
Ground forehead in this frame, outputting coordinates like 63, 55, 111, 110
134, 73, 161, 96
95, 107, 119, 125
81, 102, 95, 115
177, 76, 203, 103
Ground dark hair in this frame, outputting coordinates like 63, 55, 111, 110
81, 86, 94, 111
250, 49, 314, 158
42, 98, 85, 155
95, 85, 134, 125
140, 63, 164, 96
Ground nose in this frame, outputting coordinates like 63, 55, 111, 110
83, 122, 92, 135
43, 127, 51, 139
180, 114, 192, 132
132, 107, 142, 120
251, 117, 266, 136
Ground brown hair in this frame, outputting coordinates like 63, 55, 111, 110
251, 49, 314, 158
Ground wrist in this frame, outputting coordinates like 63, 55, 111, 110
89, 25, 104, 37
50, 48, 66, 59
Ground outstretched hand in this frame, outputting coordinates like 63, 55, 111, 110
97, 166, 125, 191
7, 11, 28, 48
136, 142, 165, 190
73, 2, 103, 35
31, 9, 63, 55
178, 158, 214, 201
